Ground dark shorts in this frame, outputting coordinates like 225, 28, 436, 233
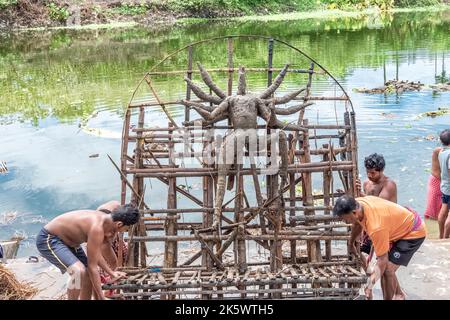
36, 228, 88, 274
360, 235, 372, 255
442, 193, 450, 205
388, 237, 425, 267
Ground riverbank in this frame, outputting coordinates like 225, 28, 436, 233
0, 0, 449, 30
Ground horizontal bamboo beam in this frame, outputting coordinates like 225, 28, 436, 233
126, 234, 350, 242
141, 205, 332, 215
133, 165, 353, 177
104, 281, 363, 292
142, 147, 347, 159
132, 125, 351, 132
129, 161, 352, 174
146, 67, 324, 76
290, 215, 341, 222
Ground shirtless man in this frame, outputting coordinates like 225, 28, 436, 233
333, 196, 426, 300
357, 153, 397, 203
353, 153, 398, 257
36, 204, 139, 300
351, 153, 402, 299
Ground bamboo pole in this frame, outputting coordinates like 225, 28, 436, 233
301, 119, 322, 262
145, 67, 323, 76
323, 143, 332, 261
132, 125, 351, 132
164, 123, 178, 270
288, 134, 297, 265
126, 234, 350, 242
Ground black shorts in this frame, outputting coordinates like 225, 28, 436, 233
361, 237, 372, 255
388, 237, 425, 267
442, 193, 450, 205
36, 228, 88, 274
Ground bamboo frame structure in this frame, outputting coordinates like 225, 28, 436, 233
109, 36, 366, 300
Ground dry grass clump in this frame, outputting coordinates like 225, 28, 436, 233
0, 264, 38, 300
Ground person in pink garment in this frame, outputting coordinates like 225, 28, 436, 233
424, 147, 442, 220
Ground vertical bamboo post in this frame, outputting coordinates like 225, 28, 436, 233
235, 165, 247, 273
344, 112, 354, 195
128, 107, 145, 267
202, 129, 214, 299
288, 134, 298, 295
288, 134, 296, 263
302, 119, 322, 262
121, 109, 131, 205
350, 111, 359, 196
165, 122, 178, 269
322, 143, 332, 261
234, 164, 247, 298
118, 108, 132, 267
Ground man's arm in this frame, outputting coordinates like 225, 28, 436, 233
101, 242, 118, 271
348, 222, 363, 256
97, 253, 115, 277
431, 147, 442, 178
364, 253, 388, 299
356, 179, 367, 197
379, 180, 397, 203
364, 230, 390, 298
86, 226, 107, 300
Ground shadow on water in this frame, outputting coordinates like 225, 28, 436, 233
0, 9, 449, 256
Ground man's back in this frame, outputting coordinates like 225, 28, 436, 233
45, 210, 105, 248
357, 196, 426, 245
439, 147, 450, 195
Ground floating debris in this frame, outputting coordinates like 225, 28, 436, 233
417, 107, 450, 118
0, 161, 8, 175
430, 82, 450, 93
81, 127, 121, 139
0, 212, 18, 226
424, 134, 438, 141
78, 111, 99, 128
380, 112, 396, 118
354, 79, 424, 94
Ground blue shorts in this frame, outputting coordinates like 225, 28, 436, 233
36, 228, 88, 274
442, 193, 450, 205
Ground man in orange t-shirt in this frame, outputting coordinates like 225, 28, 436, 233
333, 195, 426, 300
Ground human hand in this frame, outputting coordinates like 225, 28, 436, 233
348, 243, 358, 258
109, 271, 127, 283
364, 287, 373, 300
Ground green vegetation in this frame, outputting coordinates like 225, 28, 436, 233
47, 2, 70, 22
1, 0, 447, 28
109, 2, 151, 16
0, 0, 17, 9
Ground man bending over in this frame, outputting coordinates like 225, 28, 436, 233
36, 204, 139, 299
333, 195, 426, 300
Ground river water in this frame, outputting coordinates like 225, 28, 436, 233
1, 9, 449, 257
